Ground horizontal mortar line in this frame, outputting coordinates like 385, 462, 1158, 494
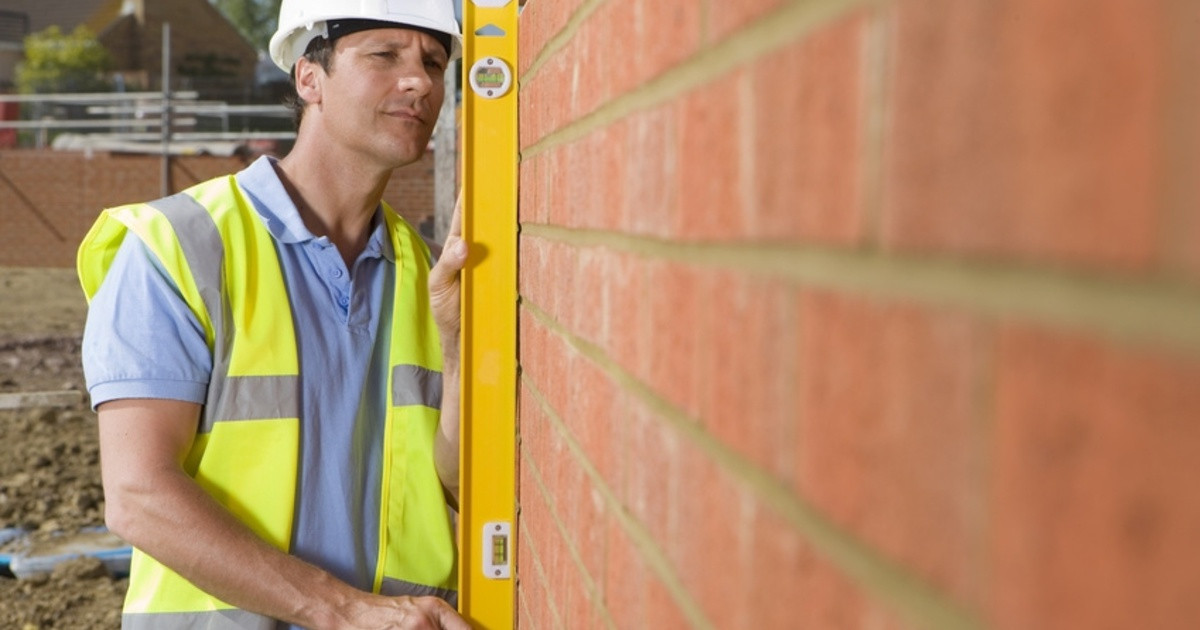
519, 438, 620, 630
523, 300, 986, 630
520, 0, 877, 158
522, 223, 1200, 355
522, 373, 717, 630
520, 0, 607, 86
516, 509, 564, 630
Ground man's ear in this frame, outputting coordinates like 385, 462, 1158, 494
294, 56, 323, 106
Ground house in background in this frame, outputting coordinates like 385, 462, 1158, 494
0, 0, 257, 100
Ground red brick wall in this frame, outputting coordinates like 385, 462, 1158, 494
0, 150, 436, 268
516, 1, 1200, 629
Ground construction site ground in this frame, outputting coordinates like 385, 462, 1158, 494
0, 266, 125, 628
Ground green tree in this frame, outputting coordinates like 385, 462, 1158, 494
212, 0, 283, 50
15, 25, 112, 94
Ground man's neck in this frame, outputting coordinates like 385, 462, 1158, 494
274, 139, 393, 268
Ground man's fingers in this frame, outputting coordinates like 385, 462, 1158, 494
436, 604, 472, 630
403, 595, 470, 630
449, 192, 463, 239
429, 237, 467, 292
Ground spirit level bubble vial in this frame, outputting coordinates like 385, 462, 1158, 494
469, 56, 513, 99
483, 521, 512, 579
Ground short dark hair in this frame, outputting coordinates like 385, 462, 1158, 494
285, 36, 335, 128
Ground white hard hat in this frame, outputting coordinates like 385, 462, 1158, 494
269, 0, 463, 72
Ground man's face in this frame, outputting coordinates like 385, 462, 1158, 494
304, 27, 448, 168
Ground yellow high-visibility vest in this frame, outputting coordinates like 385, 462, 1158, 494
78, 175, 456, 629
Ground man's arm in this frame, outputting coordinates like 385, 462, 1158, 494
99, 398, 467, 630
428, 197, 466, 505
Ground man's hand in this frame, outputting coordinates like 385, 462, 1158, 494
344, 594, 470, 630
429, 195, 465, 342
428, 194, 464, 503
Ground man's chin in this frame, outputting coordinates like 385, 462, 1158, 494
382, 145, 429, 169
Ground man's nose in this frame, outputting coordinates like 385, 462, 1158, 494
396, 63, 434, 96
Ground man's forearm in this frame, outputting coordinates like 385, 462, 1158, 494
106, 464, 369, 629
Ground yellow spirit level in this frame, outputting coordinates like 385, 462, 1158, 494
458, 0, 518, 628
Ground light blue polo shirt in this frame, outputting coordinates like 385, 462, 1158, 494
83, 156, 397, 612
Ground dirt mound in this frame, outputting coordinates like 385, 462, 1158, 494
0, 407, 104, 535
0, 267, 124, 627
0, 556, 125, 629
0, 336, 85, 394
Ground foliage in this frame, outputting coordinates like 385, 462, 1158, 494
212, 0, 283, 50
15, 26, 112, 94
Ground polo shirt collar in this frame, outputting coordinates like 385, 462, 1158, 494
234, 155, 394, 262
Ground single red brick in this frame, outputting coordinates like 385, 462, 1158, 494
542, 147, 568, 227
697, 271, 797, 481
570, 247, 608, 344
623, 102, 682, 239
1167, 12, 1200, 283
518, 152, 539, 224
575, 131, 608, 231
556, 243, 584, 334
602, 251, 650, 382
596, 0, 642, 100
884, 0, 1168, 271
635, 0, 702, 86
559, 139, 589, 229
581, 122, 629, 232
676, 71, 750, 239
569, 17, 607, 122
537, 239, 567, 322
991, 326, 1200, 630
643, 260, 705, 417
751, 11, 868, 245
518, 238, 541, 309
795, 290, 991, 605
537, 54, 572, 137
518, 74, 545, 148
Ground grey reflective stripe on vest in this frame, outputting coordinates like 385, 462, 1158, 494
392, 364, 443, 409
381, 577, 458, 607
147, 193, 298, 433
211, 375, 301, 422
123, 608, 274, 630
148, 192, 225, 359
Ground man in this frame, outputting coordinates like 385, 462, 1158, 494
77, 1, 470, 628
